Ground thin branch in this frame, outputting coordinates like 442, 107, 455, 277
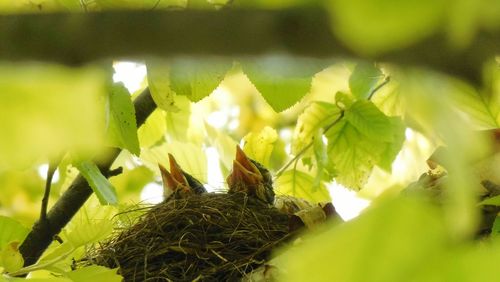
39, 157, 61, 222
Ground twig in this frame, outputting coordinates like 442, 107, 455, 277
40, 156, 62, 222
105, 167, 123, 178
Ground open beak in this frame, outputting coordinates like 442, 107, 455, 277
159, 154, 189, 193
227, 146, 263, 188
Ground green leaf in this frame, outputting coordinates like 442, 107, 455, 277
371, 82, 403, 116
277, 197, 447, 282
0, 241, 24, 273
205, 123, 238, 173
137, 109, 166, 147
38, 241, 74, 264
242, 126, 278, 167
66, 265, 122, 282
65, 218, 113, 247
95, 0, 187, 10
146, 61, 180, 112
326, 0, 446, 55
0, 63, 105, 171
0, 216, 28, 249
448, 79, 500, 129
170, 58, 232, 102
492, 216, 500, 236
291, 101, 341, 154
377, 117, 406, 171
241, 56, 331, 112
479, 194, 500, 206
165, 95, 191, 142
106, 83, 140, 155
312, 128, 336, 187
74, 161, 118, 205
326, 119, 383, 190
275, 170, 331, 202
349, 62, 383, 100
344, 100, 395, 142
141, 141, 207, 183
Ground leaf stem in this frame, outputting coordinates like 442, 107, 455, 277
367, 76, 391, 100
274, 111, 344, 179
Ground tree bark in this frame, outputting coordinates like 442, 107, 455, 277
18, 88, 156, 267
0, 9, 498, 85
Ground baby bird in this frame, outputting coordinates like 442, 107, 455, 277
226, 146, 275, 205
159, 154, 206, 200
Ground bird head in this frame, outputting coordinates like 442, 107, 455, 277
159, 154, 207, 199
226, 146, 275, 204
159, 154, 192, 198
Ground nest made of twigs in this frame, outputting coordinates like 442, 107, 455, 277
84, 192, 291, 281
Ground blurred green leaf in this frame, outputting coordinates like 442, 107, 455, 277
137, 109, 166, 147
345, 100, 396, 142
38, 241, 73, 264
56, 0, 85, 11
349, 62, 383, 100
326, 119, 382, 189
0, 241, 24, 273
141, 141, 207, 183
242, 126, 278, 167
278, 197, 447, 282
377, 116, 406, 171
146, 61, 180, 112
312, 128, 336, 187
205, 123, 238, 173
110, 166, 154, 195
65, 218, 113, 247
275, 170, 331, 202
492, 216, 500, 236
66, 265, 122, 282
170, 58, 232, 102
371, 82, 403, 116
74, 161, 118, 205
479, 194, 500, 206
448, 79, 499, 129
165, 95, 191, 142
241, 57, 330, 112
0, 63, 105, 171
3, 277, 71, 281
106, 83, 140, 155
326, 0, 445, 55
291, 101, 341, 154
95, 0, 186, 9
446, 0, 480, 48
0, 216, 28, 249
480, 60, 500, 127
233, 0, 317, 8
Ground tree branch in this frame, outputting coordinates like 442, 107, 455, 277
19, 88, 156, 267
0, 9, 498, 85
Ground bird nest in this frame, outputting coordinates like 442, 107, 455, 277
84, 192, 292, 281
